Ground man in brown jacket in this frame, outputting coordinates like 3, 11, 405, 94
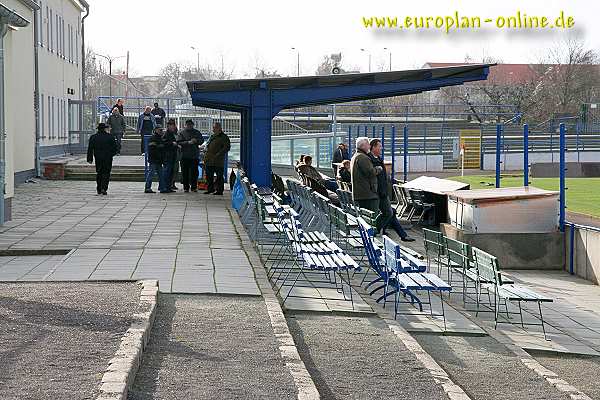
204, 122, 231, 195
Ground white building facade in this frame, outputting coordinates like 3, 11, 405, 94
0, 0, 87, 221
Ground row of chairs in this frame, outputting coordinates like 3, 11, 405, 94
423, 229, 553, 339
242, 177, 362, 308
392, 184, 435, 224
358, 218, 452, 329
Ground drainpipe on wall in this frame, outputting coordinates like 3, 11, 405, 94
80, 0, 89, 100
33, 4, 41, 176
0, 22, 8, 224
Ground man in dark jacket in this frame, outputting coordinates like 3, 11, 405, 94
145, 127, 170, 193
203, 122, 231, 195
164, 119, 180, 190
107, 107, 126, 155
177, 120, 204, 192
369, 139, 414, 241
137, 106, 156, 155
87, 123, 118, 195
332, 142, 349, 175
151, 102, 166, 128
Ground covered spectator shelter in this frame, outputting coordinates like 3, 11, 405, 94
187, 64, 491, 186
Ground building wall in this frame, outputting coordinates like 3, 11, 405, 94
36, 0, 83, 149
3, 0, 36, 215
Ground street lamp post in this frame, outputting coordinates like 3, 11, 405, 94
291, 47, 300, 76
94, 52, 126, 101
190, 46, 200, 77
360, 48, 371, 72
383, 47, 392, 71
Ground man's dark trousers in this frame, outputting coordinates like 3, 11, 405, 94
95, 157, 113, 193
181, 158, 199, 191
206, 165, 224, 194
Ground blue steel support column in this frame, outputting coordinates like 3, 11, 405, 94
495, 124, 502, 188
403, 125, 408, 183
249, 85, 273, 187
523, 124, 529, 187
391, 125, 396, 182
559, 123, 566, 232
372, 125, 376, 139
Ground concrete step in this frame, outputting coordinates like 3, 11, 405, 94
65, 172, 146, 182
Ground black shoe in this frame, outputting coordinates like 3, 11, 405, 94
401, 237, 415, 242
171, 185, 178, 190
213, 192, 223, 196
204, 190, 215, 194
97, 191, 102, 195
102, 191, 107, 195
145, 189, 155, 193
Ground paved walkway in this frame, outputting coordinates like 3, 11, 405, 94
0, 181, 258, 295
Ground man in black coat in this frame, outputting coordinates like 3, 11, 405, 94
332, 142, 349, 176
87, 123, 118, 195
177, 120, 204, 192
369, 138, 414, 242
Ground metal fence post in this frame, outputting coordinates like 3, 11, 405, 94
559, 123, 566, 232
495, 124, 502, 188
347, 126, 352, 154
391, 125, 396, 182
403, 125, 408, 183
380, 126, 385, 159
523, 124, 529, 186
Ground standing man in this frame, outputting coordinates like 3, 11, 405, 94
151, 102, 166, 128
369, 139, 414, 241
87, 123, 118, 195
177, 120, 204, 193
112, 98, 124, 116
164, 118, 180, 190
137, 106, 156, 155
107, 107, 126, 155
350, 136, 382, 230
332, 142, 349, 176
204, 122, 231, 195
145, 127, 170, 193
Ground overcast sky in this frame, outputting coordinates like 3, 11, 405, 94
85, 0, 600, 78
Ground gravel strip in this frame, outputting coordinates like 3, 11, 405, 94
0, 282, 141, 400
127, 294, 298, 400
532, 353, 600, 400
286, 313, 449, 400
414, 335, 570, 400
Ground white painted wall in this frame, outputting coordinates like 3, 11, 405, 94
483, 151, 600, 171
3, 0, 36, 201
391, 154, 444, 172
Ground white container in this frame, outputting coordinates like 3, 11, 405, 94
447, 186, 559, 234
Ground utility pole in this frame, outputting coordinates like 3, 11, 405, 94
125, 51, 129, 97
360, 48, 371, 72
190, 46, 200, 78
94, 52, 125, 100
384, 47, 392, 71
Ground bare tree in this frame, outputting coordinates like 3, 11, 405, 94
316, 53, 344, 75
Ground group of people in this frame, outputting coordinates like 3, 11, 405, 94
88, 99, 231, 196
295, 140, 413, 242
351, 137, 414, 242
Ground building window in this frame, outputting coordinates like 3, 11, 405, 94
49, 8, 53, 52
